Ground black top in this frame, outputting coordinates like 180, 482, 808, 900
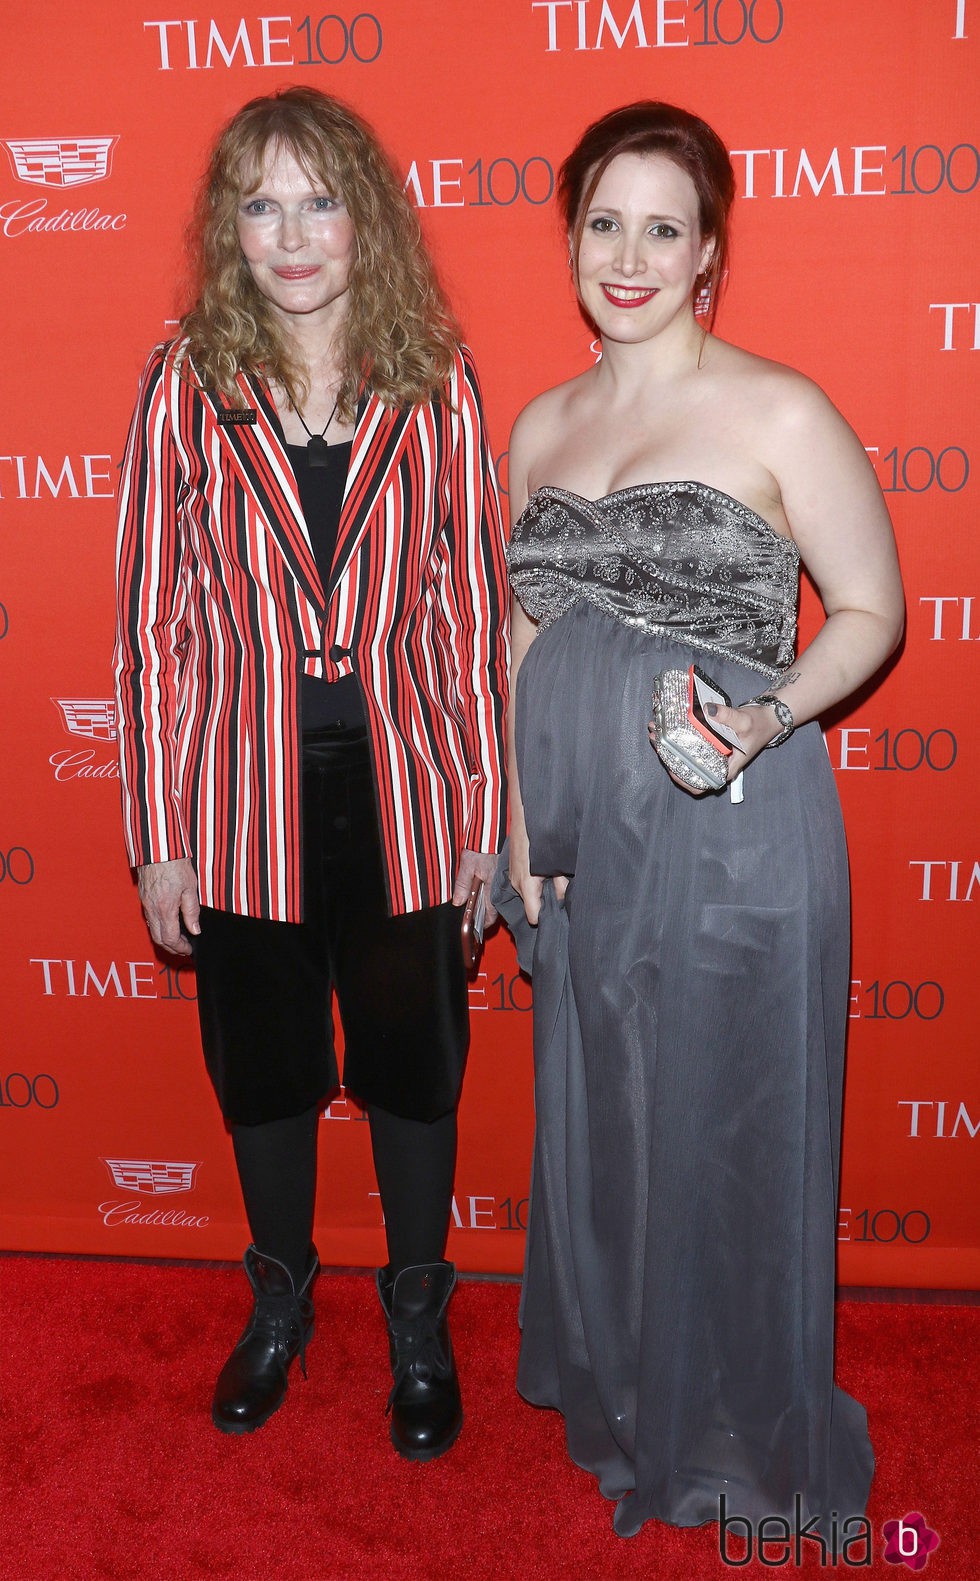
287, 440, 365, 733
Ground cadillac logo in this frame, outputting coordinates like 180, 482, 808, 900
101, 1158, 202, 1195
52, 698, 118, 741
3, 136, 118, 188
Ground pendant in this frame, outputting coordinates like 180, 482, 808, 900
307, 434, 330, 468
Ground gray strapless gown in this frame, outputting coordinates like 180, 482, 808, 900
494, 483, 874, 1539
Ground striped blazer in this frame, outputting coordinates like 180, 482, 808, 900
114, 339, 508, 921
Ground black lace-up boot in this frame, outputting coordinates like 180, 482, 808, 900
377, 1260, 462, 1461
212, 1244, 318, 1434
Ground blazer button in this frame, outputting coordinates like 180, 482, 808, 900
328, 644, 350, 662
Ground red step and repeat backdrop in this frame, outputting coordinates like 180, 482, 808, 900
1, 1, 977, 1284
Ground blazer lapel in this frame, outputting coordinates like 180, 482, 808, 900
197, 366, 325, 616
328, 392, 423, 596
192, 359, 425, 614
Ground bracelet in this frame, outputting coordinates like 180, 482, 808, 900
743, 693, 795, 748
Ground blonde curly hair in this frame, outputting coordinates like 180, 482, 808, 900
179, 87, 458, 418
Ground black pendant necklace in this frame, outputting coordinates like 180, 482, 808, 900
293, 394, 339, 468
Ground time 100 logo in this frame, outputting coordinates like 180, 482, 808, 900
0, 1072, 59, 1108
838, 1206, 931, 1245
833, 729, 956, 773
866, 444, 969, 495
0, 846, 34, 884
849, 979, 944, 1022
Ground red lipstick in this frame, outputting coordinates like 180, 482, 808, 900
600, 284, 659, 308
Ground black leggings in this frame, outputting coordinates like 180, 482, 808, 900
231, 1102, 458, 1287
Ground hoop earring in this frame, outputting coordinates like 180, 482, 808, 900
694, 274, 713, 317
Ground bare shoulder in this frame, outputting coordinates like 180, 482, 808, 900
711, 341, 864, 485
509, 371, 586, 453
508, 371, 591, 512
711, 339, 837, 424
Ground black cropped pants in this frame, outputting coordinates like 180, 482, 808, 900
193, 727, 469, 1127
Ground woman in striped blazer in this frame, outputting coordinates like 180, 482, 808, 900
114, 87, 508, 1460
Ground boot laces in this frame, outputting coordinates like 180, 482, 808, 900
385, 1313, 450, 1412
249, 1290, 314, 1379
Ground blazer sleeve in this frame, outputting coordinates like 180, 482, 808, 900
113, 345, 192, 869
435, 346, 510, 854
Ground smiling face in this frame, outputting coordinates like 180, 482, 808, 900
236, 141, 356, 331
573, 151, 714, 344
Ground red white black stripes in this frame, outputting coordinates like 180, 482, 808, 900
114, 341, 508, 921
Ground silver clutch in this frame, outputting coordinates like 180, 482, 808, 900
650, 667, 731, 792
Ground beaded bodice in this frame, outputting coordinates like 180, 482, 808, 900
508, 482, 800, 678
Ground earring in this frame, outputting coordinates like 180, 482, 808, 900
694, 273, 713, 316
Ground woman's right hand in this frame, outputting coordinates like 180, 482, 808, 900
508, 827, 545, 926
137, 858, 201, 956
508, 826, 568, 926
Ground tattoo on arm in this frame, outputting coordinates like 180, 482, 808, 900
777, 669, 802, 688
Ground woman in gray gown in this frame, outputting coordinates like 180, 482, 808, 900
495, 103, 904, 1542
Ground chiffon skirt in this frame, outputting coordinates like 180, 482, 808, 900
494, 602, 873, 1538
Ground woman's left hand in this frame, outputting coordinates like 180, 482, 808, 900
647, 701, 782, 797
453, 849, 499, 923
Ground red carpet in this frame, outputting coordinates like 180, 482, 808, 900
1, 1258, 976, 1580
